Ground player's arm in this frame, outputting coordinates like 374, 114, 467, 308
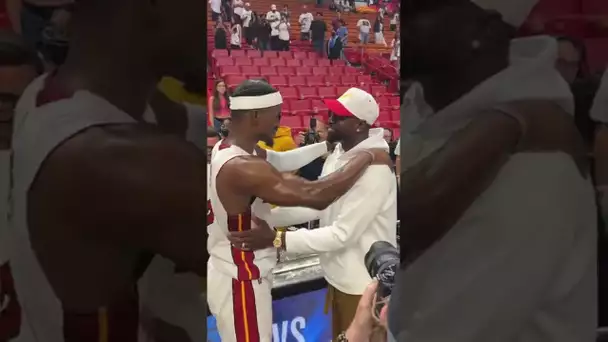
220, 151, 376, 210
283, 166, 394, 254
254, 142, 329, 172
50, 126, 209, 276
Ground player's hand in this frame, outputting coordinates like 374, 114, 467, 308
294, 131, 306, 145
228, 216, 275, 251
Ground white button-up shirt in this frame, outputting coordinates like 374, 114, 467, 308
271, 129, 398, 295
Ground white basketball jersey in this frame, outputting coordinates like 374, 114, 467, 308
9, 75, 145, 341
208, 142, 276, 280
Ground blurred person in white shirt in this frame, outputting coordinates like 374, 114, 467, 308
230, 22, 242, 49
232, 0, 244, 24
299, 5, 314, 41
266, 4, 280, 50
210, 0, 222, 22
240, 3, 253, 44
277, 15, 290, 51
357, 18, 371, 44
229, 87, 396, 340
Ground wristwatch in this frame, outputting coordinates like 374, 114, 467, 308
273, 230, 283, 249
336, 332, 349, 342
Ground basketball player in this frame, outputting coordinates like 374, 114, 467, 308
207, 79, 390, 342
7, 0, 213, 340
0, 31, 40, 342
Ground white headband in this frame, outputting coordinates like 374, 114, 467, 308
229, 92, 283, 110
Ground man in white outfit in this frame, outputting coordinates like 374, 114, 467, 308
385, 0, 597, 341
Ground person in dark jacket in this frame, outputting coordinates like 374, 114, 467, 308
327, 31, 343, 60
310, 12, 327, 56
214, 21, 227, 50
254, 15, 271, 51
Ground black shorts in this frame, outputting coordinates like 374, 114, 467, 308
212, 11, 220, 21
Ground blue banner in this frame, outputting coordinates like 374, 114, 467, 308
207, 289, 331, 342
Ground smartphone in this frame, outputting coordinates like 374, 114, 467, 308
309, 117, 317, 130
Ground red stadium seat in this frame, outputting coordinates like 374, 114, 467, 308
252, 58, 269, 66
332, 60, 346, 66
220, 65, 241, 77
225, 75, 246, 89
388, 96, 400, 109
312, 66, 329, 76
302, 59, 318, 67
377, 97, 390, 109
270, 59, 286, 67
311, 99, 329, 116
212, 49, 229, 58
285, 59, 302, 67
246, 50, 262, 58
306, 52, 319, 60
281, 115, 303, 128
392, 128, 400, 139
324, 75, 341, 85
278, 51, 293, 59
231, 50, 246, 57
298, 87, 319, 99
296, 66, 313, 76
390, 110, 400, 121
280, 99, 291, 116
264, 51, 278, 58
341, 75, 357, 85
318, 86, 337, 99
268, 75, 288, 87
288, 76, 306, 87
240, 65, 260, 76
357, 75, 373, 85
344, 66, 358, 74
289, 99, 312, 115
215, 58, 234, 67
359, 84, 372, 94
335, 86, 350, 96
259, 66, 278, 76
301, 115, 314, 127
306, 76, 325, 87
280, 87, 299, 100
277, 66, 295, 75
378, 111, 392, 124
234, 57, 251, 65
329, 66, 345, 75
371, 85, 387, 97
317, 59, 331, 67
293, 51, 308, 60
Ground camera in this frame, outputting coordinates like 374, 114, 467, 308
364, 241, 399, 316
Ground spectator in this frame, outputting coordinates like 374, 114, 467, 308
230, 22, 242, 49
254, 14, 271, 51
257, 126, 298, 152
299, 5, 314, 41
7, 0, 73, 51
310, 12, 327, 56
373, 13, 386, 46
241, 3, 253, 44
232, 0, 244, 25
267, 5, 281, 50
207, 79, 231, 132
357, 18, 371, 44
390, 31, 400, 68
210, 0, 222, 21
330, 0, 339, 11
219, 117, 231, 138
389, 11, 399, 31
341, 0, 352, 13
556, 36, 587, 85
332, 12, 343, 31
214, 21, 227, 50
221, 0, 232, 23
281, 4, 291, 21
278, 15, 290, 51
336, 20, 348, 52
327, 31, 343, 60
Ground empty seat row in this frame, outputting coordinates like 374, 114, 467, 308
214, 56, 346, 67
279, 104, 400, 128
218, 65, 359, 78
276, 86, 399, 106
212, 49, 323, 60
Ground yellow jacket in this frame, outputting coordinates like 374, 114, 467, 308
157, 76, 206, 106
257, 126, 297, 152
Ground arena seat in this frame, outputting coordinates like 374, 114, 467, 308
286, 59, 301, 67
288, 76, 306, 87
246, 50, 262, 58
281, 115, 303, 128
268, 75, 288, 87
289, 99, 312, 115
260, 66, 278, 76
252, 58, 269, 66
230, 50, 246, 57
325, 75, 342, 85
241, 65, 260, 77
279, 87, 298, 100
312, 67, 329, 76
341, 75, 358, 86
318, 87, 337, 99
220, 65, 241, 77
298, 87, 319, 100
277, 66, 294, 75
270, 59, 286, 67
296, 67, 313, 76
306, 76, 325, 87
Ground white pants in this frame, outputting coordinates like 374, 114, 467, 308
208, 266, 273, 342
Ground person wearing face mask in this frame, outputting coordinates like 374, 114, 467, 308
0, 31, 41, 342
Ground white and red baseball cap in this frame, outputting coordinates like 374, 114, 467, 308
323, 87, 380, 126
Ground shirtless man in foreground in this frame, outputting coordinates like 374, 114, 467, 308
207, 80, 389, 342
